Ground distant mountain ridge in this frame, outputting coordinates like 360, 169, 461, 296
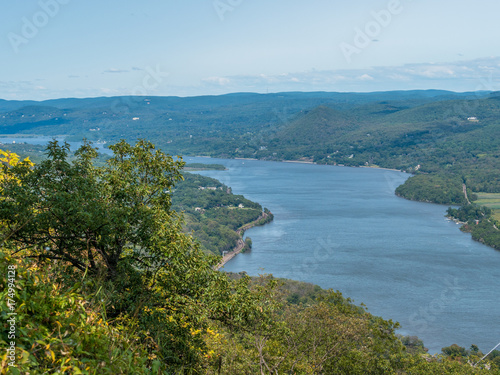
2, 89, 499, 249
0, 90, 490, 146
0, 89, 488, 111
0, 90, 497, 193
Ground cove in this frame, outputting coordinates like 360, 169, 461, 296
188, 156, 500, 355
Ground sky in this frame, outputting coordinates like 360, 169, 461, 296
1, 0, 500, 100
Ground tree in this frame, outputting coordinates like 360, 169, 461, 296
0, 140, 278, 371
442, 344, 468, 359
0, 149, 33, 183
0, 139, 186, 280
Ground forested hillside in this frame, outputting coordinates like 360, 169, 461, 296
1, 141, 498, 374
1, 90, 499, 249
172, 172, 268, 255
0, 91, 493, 162
1, 91, 498, 193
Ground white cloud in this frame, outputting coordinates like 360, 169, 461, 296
357, 74, 374, 81
388, 73, 410, 81
417, 66, 455, 78
196, 57, 500, 93
3, 57, 500, 100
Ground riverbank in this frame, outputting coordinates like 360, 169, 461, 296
215, 211, 273, 270
360, 165, 403, 172
282, 159, 315, 164
193, 152, 498, 252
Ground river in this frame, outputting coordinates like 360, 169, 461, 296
3, 137, 499, 354
187, 156, 500, 355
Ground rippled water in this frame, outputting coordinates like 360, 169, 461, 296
189, 156, 500, 355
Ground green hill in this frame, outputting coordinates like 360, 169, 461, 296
1, 90, 499, 249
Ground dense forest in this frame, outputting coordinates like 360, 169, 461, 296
395, 175, 476, 205
0, 142, 268, 257
1, 141, 499, 374
1, 90, 499, 249
172, 172, 268, 255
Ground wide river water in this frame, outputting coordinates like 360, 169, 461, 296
2, 137, 498, 354
187, 156, 500, 355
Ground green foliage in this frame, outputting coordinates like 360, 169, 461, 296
399, 335, 427, 355
1, 249, 498, 374
396, 174, 468, 205
2, 142, 265, 258
172, 172, 263, 255
488, 350, 500, 370
173, 173, 261, 212
442, 344, 468, 359
468, 220, 500, 250
447, 204, 492, 223
0, 250, 152, 374
1, 141, 499, 374
0, 141, 254, 372
447, 204, 500, 250
0, 143, 278, 373
242, 237, 252, 253
228, 273, 328, 306
0, 139, 185, 279
394, 355, 493, 375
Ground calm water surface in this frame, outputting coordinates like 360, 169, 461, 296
5, 137, 499, 354
188, 156, 500, 355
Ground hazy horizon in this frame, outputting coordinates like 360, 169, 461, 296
2, 0, 500, 100
0, 88, 495, 103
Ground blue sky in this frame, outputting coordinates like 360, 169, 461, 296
1, 0, 500, 100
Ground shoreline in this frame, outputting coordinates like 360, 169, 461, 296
5, 139, 494, 251
215, 211, 272, 270
360, 165, 403, 172
191, 153, 405, 173
282, 159, 315, 164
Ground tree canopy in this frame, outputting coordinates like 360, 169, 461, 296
0, 139, 187, 279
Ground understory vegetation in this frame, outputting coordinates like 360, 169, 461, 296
1, 141, 498, 374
